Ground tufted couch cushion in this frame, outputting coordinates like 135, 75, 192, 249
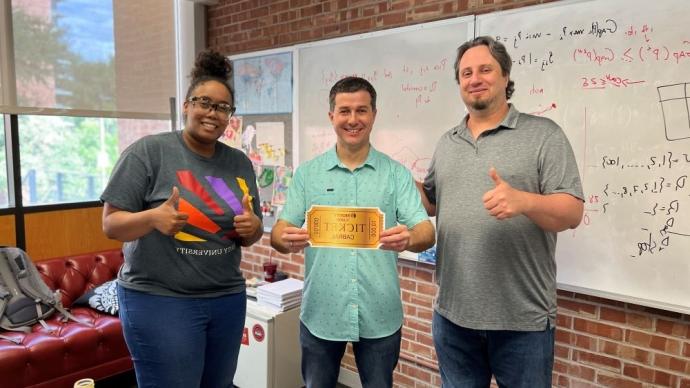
0, 250, 132, 388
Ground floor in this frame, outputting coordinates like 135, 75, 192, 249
98, 370, 351, 387
97, 371, 137, 388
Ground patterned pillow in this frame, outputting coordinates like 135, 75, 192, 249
74, 280, 119, 315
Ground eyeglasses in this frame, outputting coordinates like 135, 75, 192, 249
187, 96, 236, 117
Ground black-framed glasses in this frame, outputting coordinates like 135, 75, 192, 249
187, 96, 236, 117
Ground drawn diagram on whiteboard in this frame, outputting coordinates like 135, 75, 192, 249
658, 82, 690, 141
529, 102, 557, 116
389, 146, 432, 181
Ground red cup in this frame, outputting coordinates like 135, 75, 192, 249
263, 262, 277, 282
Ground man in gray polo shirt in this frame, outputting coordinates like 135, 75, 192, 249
417, 36, 584, 387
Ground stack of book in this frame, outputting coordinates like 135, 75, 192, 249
257, 278, 303, 312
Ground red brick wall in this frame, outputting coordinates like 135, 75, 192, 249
210, 1, 690, 386
208, 0, 554, 55
555, 292, 690, 387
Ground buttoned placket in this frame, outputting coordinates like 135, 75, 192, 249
347, 168, 360, 339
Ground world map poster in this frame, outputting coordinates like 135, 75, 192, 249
233, 52, 292, 114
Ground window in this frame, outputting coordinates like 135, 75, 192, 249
19, 115, 169, 205
11, 0, 174, 114
0, 117, 7, 208
1, 0, 175, 206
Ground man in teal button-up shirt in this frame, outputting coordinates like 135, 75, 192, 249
271, 77, 435, 388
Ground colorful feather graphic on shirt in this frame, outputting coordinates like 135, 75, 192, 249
174, 231, 206, 242
173, 171, 250, 242
236, 177, 254, 210
176, 170, 224, 215
178, 198, 220, 233
205, 176, 243, 215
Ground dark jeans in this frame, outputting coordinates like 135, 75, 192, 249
299, 321, 401, 388
117, 285, 246, 388
433, 311, 554, 388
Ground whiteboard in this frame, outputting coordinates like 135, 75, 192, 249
297, 17, 473, 181
477, 0, 690, 313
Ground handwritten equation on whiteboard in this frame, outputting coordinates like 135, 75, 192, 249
585, 152, 690, 258
318, 57, 450, 111
583, 151, 690, 257
494, 20, 690, 70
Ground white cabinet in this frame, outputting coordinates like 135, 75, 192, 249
234, 299, 303, 388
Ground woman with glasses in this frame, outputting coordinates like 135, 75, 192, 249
101, 49, 263, 388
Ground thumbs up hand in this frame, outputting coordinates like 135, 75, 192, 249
234, 195, 262, 243
482, 168, 526, 220
489, 167, 503, 187
153, 187, 189, 235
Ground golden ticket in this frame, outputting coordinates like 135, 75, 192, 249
306, 205, 384, 249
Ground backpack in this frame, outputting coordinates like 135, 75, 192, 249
0, 247, 89, 341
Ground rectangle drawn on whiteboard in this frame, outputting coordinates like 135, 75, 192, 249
658, 83, 690, 141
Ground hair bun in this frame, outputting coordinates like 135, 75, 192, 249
190, 49, 232, 81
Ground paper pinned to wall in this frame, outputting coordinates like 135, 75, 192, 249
220, 116, 243, 149
272, 166, 293, 205
255, 121, 286, 166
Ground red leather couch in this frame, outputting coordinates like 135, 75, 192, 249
0, 250, 132, 388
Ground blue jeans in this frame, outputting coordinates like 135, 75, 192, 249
433, 311, 554, 388
117, 285, 246, 388
299, 321, 401, 388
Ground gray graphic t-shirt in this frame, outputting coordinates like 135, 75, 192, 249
101, 131, 261, 297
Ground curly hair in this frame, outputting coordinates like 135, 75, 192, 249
185, 49, 235, 104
